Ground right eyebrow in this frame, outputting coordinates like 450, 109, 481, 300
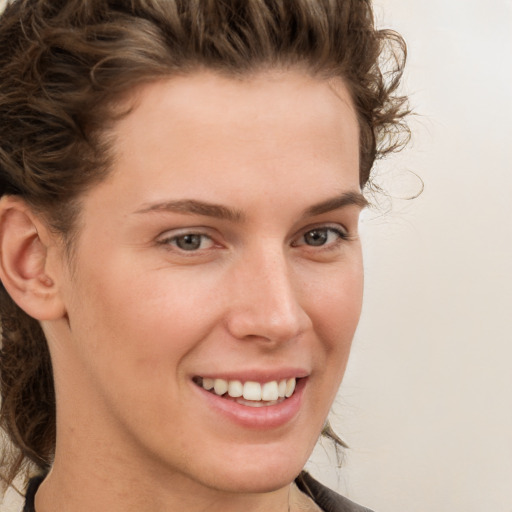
133, 199, 245, 223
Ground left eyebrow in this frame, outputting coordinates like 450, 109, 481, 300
302, 191, 368, 217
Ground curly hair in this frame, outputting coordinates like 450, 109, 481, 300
0, 0, 409, 488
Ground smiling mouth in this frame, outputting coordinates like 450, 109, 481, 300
193, 376, 298, 408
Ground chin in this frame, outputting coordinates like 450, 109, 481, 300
209, 467, 301, 495
198, 447, 310, 494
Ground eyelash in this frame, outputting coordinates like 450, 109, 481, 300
292, 226, 348, 250
157, 232, 217, 252
157, 225, 349, 254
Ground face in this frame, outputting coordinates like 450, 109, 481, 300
47, 69, 364, 496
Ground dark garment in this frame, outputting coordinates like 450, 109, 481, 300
23, 471, 374, 512
23, 474, 44, 512
296, 472, 375, 512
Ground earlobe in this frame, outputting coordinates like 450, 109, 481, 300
0, 196, 66, 321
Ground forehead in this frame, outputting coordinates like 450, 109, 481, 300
108, 68, 360, 185
124, 68, 357, 118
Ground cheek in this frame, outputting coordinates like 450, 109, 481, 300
307, 259, 364, 350
309, 264, 363, 395
68, 261, 223, 370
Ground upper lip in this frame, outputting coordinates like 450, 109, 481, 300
193, 368, 309, 383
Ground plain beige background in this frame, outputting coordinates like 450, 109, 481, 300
1, 0, 511, 511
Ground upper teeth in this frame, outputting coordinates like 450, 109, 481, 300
201, 377, 296, 401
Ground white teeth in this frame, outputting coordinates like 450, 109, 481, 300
200, 377, 298, 402
261, 381, 279, 401
203, 378, 214, 391
285, 378, 296, 398
213, 378, 228, 396
243, 381, 261, 401
278, 379, 287, 398
228, 380, 243, 398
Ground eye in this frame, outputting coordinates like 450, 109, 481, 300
159, 232, 215, 251
294, 227, 346, 248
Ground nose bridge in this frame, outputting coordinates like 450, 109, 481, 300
226, 242, 310, 343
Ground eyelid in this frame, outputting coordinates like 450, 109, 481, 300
156, 227, 221, 251
295, 222, 348, 239
291, 224, 350, 248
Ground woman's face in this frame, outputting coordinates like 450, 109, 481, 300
48, 70, 365, 495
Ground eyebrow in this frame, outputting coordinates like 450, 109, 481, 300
134, 199, 244, 222
302, 191, 368, 217
134, 191, 368, 222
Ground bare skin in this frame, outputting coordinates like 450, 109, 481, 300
290, 484, 324, 511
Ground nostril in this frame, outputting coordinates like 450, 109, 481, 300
225, 308, 310, 344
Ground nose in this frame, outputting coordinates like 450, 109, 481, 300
224, 246, 312, 344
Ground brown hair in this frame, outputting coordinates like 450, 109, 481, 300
0, 0, 409, 488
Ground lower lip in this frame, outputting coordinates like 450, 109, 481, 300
193, 378, 307, 429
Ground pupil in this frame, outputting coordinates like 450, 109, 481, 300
305, 229, 327, 246
177, 234, 201, 250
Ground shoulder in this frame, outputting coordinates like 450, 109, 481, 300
295, 472, 375, 512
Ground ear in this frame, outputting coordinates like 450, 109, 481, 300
0, 195, 66, 321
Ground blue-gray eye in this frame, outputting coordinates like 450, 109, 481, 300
295, 227, 346, 247
158, 231, 216, 252
304, 229, 329, 246
174, 234, 204, 251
